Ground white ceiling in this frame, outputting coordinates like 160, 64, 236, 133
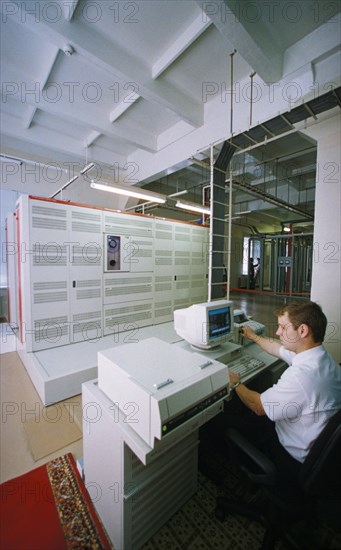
1, 0, 340, 228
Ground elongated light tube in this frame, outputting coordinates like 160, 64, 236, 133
175, 199, 210, 215
90, 181, 166, 204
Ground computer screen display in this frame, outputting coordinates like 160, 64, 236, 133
174, 300, 234, 350
208, 307, 231, 340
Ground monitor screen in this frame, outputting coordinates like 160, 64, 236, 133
208, 307, 231, 340
174, 300, 234, 350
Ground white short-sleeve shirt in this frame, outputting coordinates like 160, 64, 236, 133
260, 345, 341, 462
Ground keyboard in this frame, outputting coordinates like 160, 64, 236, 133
228, 354, 266, 380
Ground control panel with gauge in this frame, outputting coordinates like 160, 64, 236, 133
104, 234, 131, 272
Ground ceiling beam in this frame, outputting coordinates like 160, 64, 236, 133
283, 13, 341, 75
3, 63, 157, 153
152, 14, 212, 79
23, 47, 60, 129
198, 0, 282, 82
23, 105, 37, 130
84, 130, 101, 148
61, 0, 80, 21
1, 111, 127, 167
109, 93, 140, 123
11, 0, 204, 129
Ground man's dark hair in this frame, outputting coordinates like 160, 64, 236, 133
276, 301, 327, 343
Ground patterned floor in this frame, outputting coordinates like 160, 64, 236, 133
142, 452, 341, 550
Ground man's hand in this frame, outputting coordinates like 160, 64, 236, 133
241, 325, 282, 358
240, 325, 258, 341
228, 369, 266, 416
229, 370, 240, 386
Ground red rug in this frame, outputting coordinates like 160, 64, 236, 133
0, 453, 113, 550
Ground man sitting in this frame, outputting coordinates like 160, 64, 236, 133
228, 301, 341, 479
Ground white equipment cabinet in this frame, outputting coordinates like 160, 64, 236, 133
83, 381, 199, 550
18, 197, 71, 351
83, 337, 228, 549
12, 195, 208, 404
69, 205, 103, 344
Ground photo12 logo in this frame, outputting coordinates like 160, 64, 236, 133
1, 2, 141, 24
201, 2, 340, 25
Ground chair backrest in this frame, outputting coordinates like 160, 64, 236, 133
300, 408, 341, 497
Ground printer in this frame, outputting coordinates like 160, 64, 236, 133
233, 309, 265, 346
97, 337, 229, 448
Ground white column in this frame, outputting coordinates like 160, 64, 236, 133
302, 114, 341, 361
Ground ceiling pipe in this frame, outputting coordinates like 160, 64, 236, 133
50, 162, 95, 199
0, 154, 67, 172
50, 175, 79, 199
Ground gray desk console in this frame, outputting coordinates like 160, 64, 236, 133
82, 330, 285, 549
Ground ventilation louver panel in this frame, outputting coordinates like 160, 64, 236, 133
104, 214, 153, 237
31, 205, 67, 231
155, 275, 172, 292
33, 281, 68, 304
154, 301, 173, 319
175, 251, 190, 265
33, 244, 68, 266
104, 302, 153, 335
71, 210, 102, 234
155, 251, 173, 266
71, 244, 102, 266
34, 315, 69, 344
174, 226, 191, 242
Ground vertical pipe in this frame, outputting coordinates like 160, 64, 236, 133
208, 145, 214, 302
287, 229, 293, 295
249, 71, 256, 127
271, 239, 279, 292
260, 238, 265, 290
247, 238, 252, 290
226, 171, 233, 300
230, 50, 236, 135
289, 232, 294, 295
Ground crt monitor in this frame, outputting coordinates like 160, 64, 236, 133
174, 300, 234, 350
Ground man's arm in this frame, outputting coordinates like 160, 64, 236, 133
229, 370, 265, 416
227, 325, 282, 417
234, 383, 265, 416
241, 325, 282, 358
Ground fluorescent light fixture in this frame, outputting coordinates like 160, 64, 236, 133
176, 200, 210, 215
90, 181, 166, 204
283, 226, 291, 232
168, 190, 188, 198
235, 210, 251, 215
80, 162, 95, 175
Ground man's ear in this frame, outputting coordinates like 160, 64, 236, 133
299, 323, 310, 338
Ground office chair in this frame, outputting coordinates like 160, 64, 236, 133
215, 409, 341, 550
